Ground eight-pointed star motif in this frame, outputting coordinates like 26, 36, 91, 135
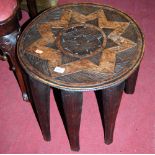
27, 9, 137, 78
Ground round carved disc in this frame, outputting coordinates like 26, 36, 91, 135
58, 24, 106, 58
17, 3, 144, 91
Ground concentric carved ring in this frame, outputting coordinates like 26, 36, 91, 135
57, 24, 107, 58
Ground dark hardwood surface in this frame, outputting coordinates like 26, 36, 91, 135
17, 3, 144, 91
28, 76, 51, 141
16, 3, 144, 151
0, 2, 28, 101
124, 67, 140, 94
101, 82, 125, 144
26, 0, 38, 18
61, 90, 83, 151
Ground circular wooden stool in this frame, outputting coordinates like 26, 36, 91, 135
17, 3, 144, 151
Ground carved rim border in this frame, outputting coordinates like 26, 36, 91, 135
17, 3, 145, 91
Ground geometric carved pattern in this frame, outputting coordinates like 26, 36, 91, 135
17, 4, 144, 90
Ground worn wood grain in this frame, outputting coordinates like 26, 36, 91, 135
61, 90, 83, 151
97, 82, 125, 144
16, 3, 144, 151
124, 67, 140, 94
17, 3, 144, 91
28, 75, 51, 141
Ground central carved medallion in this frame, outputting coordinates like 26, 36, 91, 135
57, 24, 107, 58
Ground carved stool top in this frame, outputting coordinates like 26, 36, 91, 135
17, 3, 144, 91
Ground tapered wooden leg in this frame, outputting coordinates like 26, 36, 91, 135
9, 52, 29, 101
17, 0, 22, 20
26, 0, 38, 18
99, 82, 125, 144
61, 90, 83, 151
28, 76, 51, 141
124, 67, 139, 94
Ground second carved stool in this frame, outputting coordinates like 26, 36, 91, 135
0, 0, 28, 100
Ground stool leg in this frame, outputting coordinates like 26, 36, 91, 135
100, 82, 125, 144
28, 76, 51, 141
0, 32, 28, 101
26, 0, 38, 18
124, 67, 140, 94
61, 90, 83, 151
9, 52, 28, 101
17, 0, 22, 20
